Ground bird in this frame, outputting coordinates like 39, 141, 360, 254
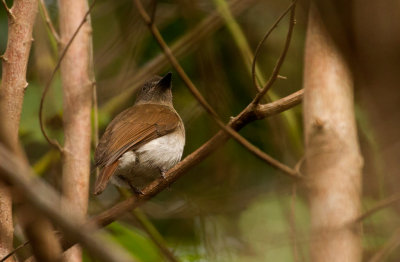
93, 72, 185, 195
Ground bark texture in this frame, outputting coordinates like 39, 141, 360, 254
303, 6, 363, 262
0, 0, 37, 261
58, 0, 93, 261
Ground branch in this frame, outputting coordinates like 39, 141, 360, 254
1, 0, 14, 20
252, 0, 297, 104
0, 0, 38, 260
251, 1, 296, 91
38, 0, 60, 43
0, 145, 135, 262
89, 90, 303, 230
353, 194, 400, 224
39, 0, 96, 153
133, 0, 297, 177
102, 0, 256, 115
0, 241, 29, 262
255, 89, 304, 119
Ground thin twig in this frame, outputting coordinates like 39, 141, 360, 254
1, 0, 14, 20
149, 0, 158, 24
38, 0, 60, 43
251, 1, 296, 91
102, 0, 255, 115
252, 0, 297, 104
133, 0, 297, 177
353, 193, 400, 224
39, 0, 96, 153
0, 240, 30, 262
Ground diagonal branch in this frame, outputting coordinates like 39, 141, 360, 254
6, 90, 302, 257
353, 193, 400, 224
252, 0, 296, 105
3, 89, 304, 262
38, 0, 60, 43
1, 0, 14, 20
102, 0, 256, 115
251, 1, 296, 92
133, 0, 296, 177
89, 90, 303, 230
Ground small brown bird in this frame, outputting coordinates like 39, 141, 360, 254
94, 73, 185, 195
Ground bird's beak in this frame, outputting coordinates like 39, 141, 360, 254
157, 72, 172, 89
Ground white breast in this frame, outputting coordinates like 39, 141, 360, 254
136, 130, 185, 170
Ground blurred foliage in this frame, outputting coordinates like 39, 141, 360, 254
1, 0, 398, 261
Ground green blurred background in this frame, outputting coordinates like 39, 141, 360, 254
1, 0, 399, 261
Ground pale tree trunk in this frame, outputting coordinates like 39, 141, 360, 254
58, 0, 93, 261
0, 0, 37, 261
1, 1, 63, 261
303, 5, 363, 262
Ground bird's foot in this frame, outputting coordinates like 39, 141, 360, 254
129, 184, 144, 196
159, 168, 167, 179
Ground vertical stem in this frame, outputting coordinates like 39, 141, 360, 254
303, 5, 363, 262
0, 0, 37, 261
58, 0, 93, 261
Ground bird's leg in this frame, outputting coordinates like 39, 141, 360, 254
118, 175, 144, 196
129, 183, 144, 196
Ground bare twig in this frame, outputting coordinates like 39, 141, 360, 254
251, 1, 296, 91
149, 0, 158, 23
39, 0, 96, 153
353, 194, 400, 224
252, 0, 296, 104
102, 0, 255, 115
38, 0, 60, 43
133, 0, 297, 177
0, 241, 30, 262
1, 0, 14, 19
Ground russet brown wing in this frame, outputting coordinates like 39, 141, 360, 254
93, 104, 180, 194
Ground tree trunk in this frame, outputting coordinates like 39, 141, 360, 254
303, 5, 363, 262
0, 0, 37, 261
58, 0, 93, 261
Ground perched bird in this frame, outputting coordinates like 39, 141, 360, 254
94, 73, 185, 195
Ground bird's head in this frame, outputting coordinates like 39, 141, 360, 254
135, 72, 173, 106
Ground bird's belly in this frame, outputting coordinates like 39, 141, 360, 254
136, 131, 185, 170
111, 131, 185, 189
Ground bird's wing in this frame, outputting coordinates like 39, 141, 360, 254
93, 104, 180, 194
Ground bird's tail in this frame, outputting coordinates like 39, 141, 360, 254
94, 161, 119, 195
